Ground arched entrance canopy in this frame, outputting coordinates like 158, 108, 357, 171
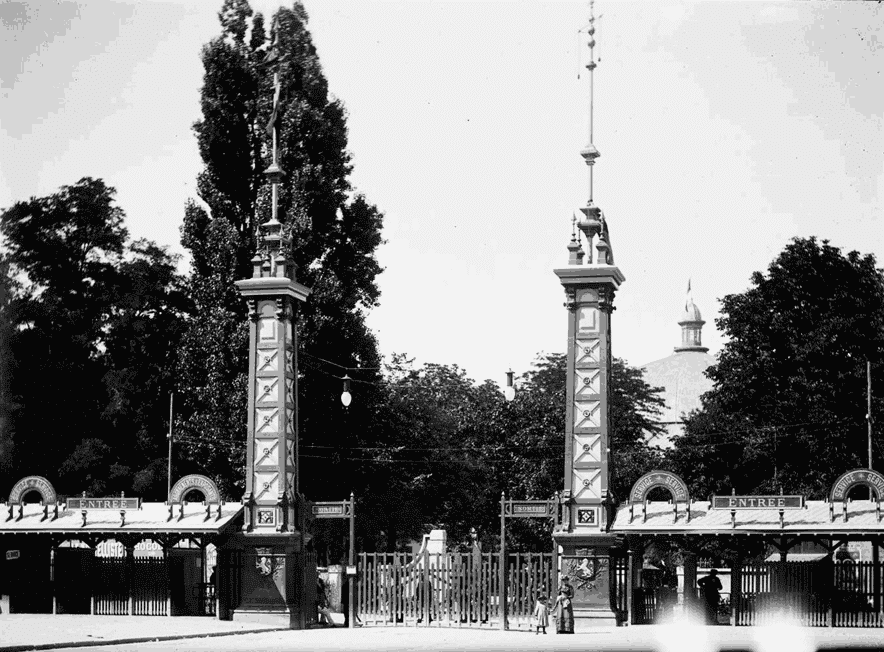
830, 468, 884, 503
8, 475, 57, 505
627, 470, 690, 524
168, 474, 223, 522
168, 474, 222, 505
629, 470, 690, 504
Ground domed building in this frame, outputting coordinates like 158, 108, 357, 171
641, 284, 716, 448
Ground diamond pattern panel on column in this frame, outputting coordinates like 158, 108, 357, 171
256, 377, 279, 404
256, 407, 279, 434
285, 377, 294, 406
572, 433, 601, 464
574, 368, 600, 399
258, 350, 278, 372
255, 440, 279, 467
572, 468, 602, 501
577, 340, 600, 365
285, 349, 293, 375
573, 400, 600, 429
254, 472, 279, 501
286, 440, 295, 466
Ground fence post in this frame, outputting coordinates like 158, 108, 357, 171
731, 557, 742, 627
499, 492, 506, 631
423, 545, 431, 627
349, 493, 356, 629
829, 555, 835, 628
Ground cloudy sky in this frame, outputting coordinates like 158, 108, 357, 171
1, 0, 881, 386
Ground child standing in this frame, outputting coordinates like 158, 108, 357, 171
533, 593, 549, 635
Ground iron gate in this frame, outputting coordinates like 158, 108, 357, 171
357, 551, 556, 629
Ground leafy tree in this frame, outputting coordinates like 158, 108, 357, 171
669, 237, 884, 499
0, 178, 188, 497
498, 354, 665, 549
176, 0, 385, 500
339, 353, 665, 554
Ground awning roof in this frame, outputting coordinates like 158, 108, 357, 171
0, 502, 243, 536
612, 500, 884, 536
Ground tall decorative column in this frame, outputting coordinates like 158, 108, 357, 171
551, 0, 624, 629
228, 51, 311, 626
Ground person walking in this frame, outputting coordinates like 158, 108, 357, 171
697, 568, 722, 625
533, 593, 549, 634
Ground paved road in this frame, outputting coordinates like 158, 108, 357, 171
40, 625, 884, 652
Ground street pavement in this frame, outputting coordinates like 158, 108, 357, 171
4, 617, 884, 652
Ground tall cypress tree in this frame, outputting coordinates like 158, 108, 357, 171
176, 0, 385, 499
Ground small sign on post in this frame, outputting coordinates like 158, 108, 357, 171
311, 502, 349, 518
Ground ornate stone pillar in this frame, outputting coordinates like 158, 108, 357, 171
229, 215, 310, 627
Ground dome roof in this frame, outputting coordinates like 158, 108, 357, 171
641, 351, 716, 448
679, 297, 703, 324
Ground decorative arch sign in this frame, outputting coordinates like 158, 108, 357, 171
168, 474, 222, 505
8, 476, 57, 505
629, 470, 690, 504
830, 469, 884, 503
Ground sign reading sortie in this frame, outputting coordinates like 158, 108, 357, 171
311, 501, 351, 519
711, 496, 804, 510
629, 470, 690, 504
509, 502, 554, 518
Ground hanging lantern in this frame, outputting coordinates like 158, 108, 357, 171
341, 374, 352, 407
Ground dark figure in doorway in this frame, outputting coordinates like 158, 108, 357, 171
316, 577, 334, 627
697, 568, 722, 625
553, 576, 574, 634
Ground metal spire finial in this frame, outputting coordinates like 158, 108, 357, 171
579, 0, 600, 206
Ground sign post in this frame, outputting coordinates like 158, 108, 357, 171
311, 494, 356, 628
499, 493, 558, 631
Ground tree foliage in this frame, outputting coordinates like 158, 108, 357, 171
0, 178, 188, 498
326, 352, 665, 557
175, 0, 385, 499
669, 237, 884, 499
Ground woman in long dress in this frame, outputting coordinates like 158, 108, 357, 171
553, 576, 574, 634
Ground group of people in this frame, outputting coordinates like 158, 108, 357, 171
533, 576, 575, 635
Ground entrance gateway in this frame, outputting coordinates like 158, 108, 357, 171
614, 468, 884, 627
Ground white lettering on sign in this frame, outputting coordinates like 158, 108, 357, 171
832, 469, 884, 502
630, 471, 689, 503
168, 474, 221, 504
313, 505, 344, 514
8, 476, 57, 505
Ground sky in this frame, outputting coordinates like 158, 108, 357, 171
1, 0, 881, 388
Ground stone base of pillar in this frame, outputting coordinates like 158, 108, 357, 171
573, 607, 619, 630
553, 531, 623, 628
226, 532, 305, 629
231, 608, 299, 627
